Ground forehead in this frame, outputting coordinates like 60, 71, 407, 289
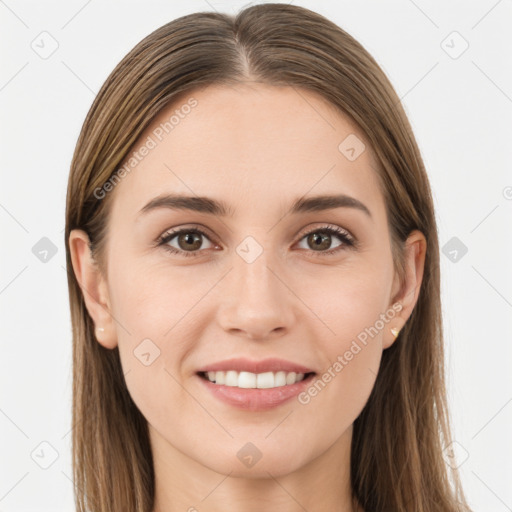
110, 83, 385, 223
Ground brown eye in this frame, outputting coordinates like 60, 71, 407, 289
158, 224, 355, 259
159, 228, 215, 257
296, 225, 355, 255
306, 232, 333, 251
176, 232, 203, 251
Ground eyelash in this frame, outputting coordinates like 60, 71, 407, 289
156, 224, 356, 258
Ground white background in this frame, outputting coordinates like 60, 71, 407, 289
1, 0, 511, 510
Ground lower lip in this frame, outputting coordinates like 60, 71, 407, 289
196, 373, 316, 411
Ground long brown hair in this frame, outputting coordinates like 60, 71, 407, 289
65, 4, 472, 511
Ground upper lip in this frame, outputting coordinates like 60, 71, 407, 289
197, 357, 316, 374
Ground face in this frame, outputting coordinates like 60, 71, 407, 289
71, 83, 424, 479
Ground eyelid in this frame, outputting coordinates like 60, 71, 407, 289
296, 222, 353, 241
157, 222, 354, 242
156, 224, 218, 249
156, 222, 357, 257
293, 223, 357, 255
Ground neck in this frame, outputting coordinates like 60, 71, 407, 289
150, 424, 361, 512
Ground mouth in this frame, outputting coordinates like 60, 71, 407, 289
196, 370, 317, 411
194, 357, 317, 410
197, 370, 316, 389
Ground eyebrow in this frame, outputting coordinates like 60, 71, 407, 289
138, 193, 372, 219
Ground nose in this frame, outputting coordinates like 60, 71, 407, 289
216, 249, 296, 341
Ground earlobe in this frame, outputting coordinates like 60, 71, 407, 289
68, 229, 118, 349
383, 307, 403, 350
384, 230, 427, 349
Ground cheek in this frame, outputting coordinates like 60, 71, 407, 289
106, 257, 218, 412
296, 295, 386, 436
108, 252, 215, 341
299, 259, 392, 348
294, 344, 380, 457
294, 263, 391, 412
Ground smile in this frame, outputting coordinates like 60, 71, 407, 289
199, 370, 312, 389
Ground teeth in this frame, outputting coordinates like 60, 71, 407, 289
203, 370, 308, 388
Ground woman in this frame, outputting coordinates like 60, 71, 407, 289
65, 3, 472, 511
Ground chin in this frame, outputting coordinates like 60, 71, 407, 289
196, 442, 310, 478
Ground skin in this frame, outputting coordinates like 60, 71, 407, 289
69, 83, 426, 512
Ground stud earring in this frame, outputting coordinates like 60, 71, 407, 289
96, 327, 105, 333
390, 327, 400, 338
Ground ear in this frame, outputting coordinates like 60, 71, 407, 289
68, 229, 118, 349
384, 229, 427, 349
